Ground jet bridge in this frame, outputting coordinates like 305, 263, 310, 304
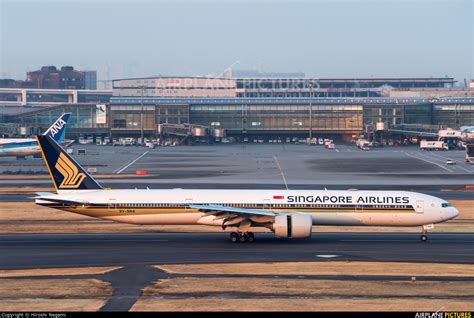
387, 124, 440, 138
158, 123, 213, 145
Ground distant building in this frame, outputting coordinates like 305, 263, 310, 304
84, 71, 97, 90
113, 77, 236, 98
26, 66, 84, 89
1, 74, 473, 141
232, 70, 306, 78
0, 79, 24, 88
113, 76, 457, 98
0, 66, 98, 90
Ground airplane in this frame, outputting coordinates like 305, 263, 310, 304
0, 113, 71, 159
34, 134, 459, 243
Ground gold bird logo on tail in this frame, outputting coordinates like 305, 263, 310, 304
55, 153, 86, 188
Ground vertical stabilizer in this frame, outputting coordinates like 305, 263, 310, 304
36, 135, 102, 191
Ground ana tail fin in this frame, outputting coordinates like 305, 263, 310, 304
43, 113, 71, 143
36, 135, 102, 191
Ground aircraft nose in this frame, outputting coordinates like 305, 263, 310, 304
452, 207, 459, 218
447, 207, 459, 220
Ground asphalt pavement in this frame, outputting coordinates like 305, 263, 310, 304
1, 232, 473, 270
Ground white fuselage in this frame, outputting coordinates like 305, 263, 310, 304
37, 189, 459, 227
0, 138, 39, 157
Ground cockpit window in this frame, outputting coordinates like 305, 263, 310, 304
441, 203, 452, 208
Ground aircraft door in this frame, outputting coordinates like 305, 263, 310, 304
108, 199, 117, 210
263, 199, 271, 210
415, 200, 424, 213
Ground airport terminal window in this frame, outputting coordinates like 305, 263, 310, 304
433, 105, 474, 127
170, 102, 364, 131
113, 119, 126, 128
404, 105, 432, 124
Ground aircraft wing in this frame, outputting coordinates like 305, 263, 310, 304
190, 204, 278, 230
190, 204, 277, 217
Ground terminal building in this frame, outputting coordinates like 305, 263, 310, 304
1, 76, 473, 141
112, 76, 458, 98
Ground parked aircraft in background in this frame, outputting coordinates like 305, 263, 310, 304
0, 113, 71, 159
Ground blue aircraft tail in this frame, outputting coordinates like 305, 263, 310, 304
43, 113, 71, 143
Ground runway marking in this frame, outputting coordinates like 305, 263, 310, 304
449, 164, 473, 173
273, 155, 289, 190
315, 254, 340, 258
425, 152, 474, 173
114, 151, 149, 174
335, 149, 339, 152
415, 151, 469, 173
404, 151, 453, 172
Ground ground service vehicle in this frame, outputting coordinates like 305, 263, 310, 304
420, 140, 448, 151
466, 144, 474, 164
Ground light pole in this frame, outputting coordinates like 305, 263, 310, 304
140, 85, 145, 145
307, 82, 314, 142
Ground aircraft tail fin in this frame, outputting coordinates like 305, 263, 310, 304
36, 135, 102, 191
42, 113, 71, 143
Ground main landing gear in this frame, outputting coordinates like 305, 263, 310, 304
230, 232, 255, 243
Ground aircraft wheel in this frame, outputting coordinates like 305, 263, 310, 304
230, 232, 239, 243
420, 234, 428, 242
247, 232, 255, 243
239, 233, 247, 243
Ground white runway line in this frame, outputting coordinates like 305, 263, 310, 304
404, 151, 453, 172
114, 151, 149, 174
412, 151, 457, 172
424, 152, 474, 173
414, 151, 472, 173
273, 155, 289, 190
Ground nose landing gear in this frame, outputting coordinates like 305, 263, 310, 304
420, 224, 434, 242
230, 231, 255, 243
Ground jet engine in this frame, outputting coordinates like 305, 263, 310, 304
272, 213, 312, 239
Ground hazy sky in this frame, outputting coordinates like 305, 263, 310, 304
0, 0, 472, 82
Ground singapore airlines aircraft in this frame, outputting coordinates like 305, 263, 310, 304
34, 135, 459, 243
0, 113, 71, 159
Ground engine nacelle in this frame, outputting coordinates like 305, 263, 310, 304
273, 213, 312, 239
